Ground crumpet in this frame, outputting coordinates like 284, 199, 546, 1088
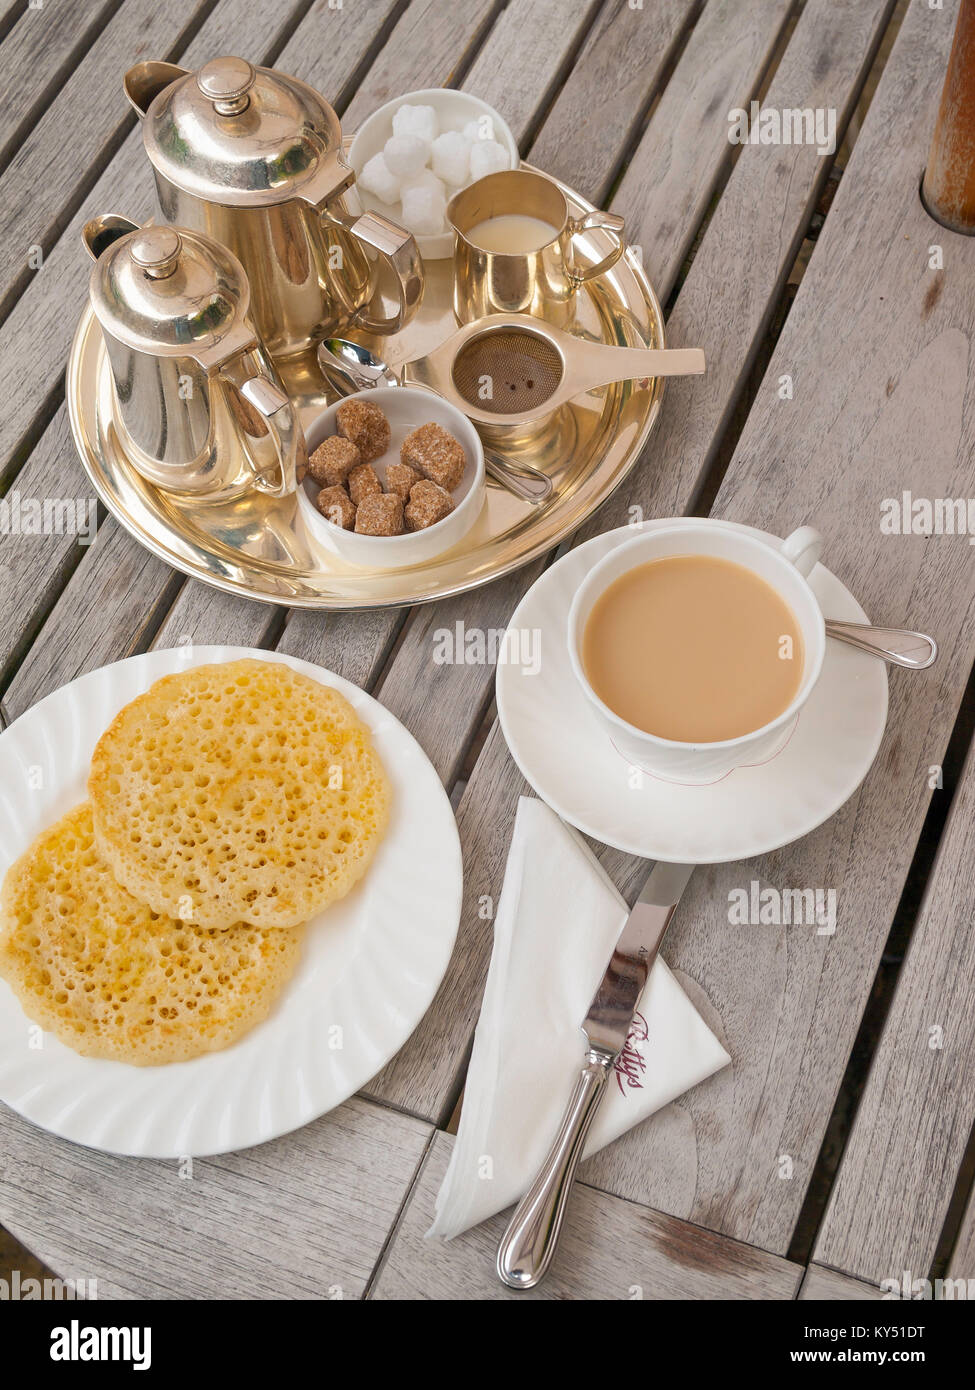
0, 804, 303, 1066
88, 659, 391, 930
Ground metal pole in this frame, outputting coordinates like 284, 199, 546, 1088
922, 0, 975, 234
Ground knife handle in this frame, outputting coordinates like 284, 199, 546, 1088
497, 1047, 614, 1290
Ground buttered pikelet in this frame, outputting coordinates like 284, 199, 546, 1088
89, 660, 391, 930
0, 804, 303, 1066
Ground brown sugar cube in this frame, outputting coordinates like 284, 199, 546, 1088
405, 478, 455, 531
385, 460, 422, 501
307, 434, 360, 487
348, 462, 382, 506
315, 484, 356, 530
401, 421, 466, 492
335, 398, 391, 463
354, 492, 405, 536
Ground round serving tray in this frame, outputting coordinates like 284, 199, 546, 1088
66, 168, 666, 610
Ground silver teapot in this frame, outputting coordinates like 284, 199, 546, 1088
124, 56, 424, 362
83, 214, 305, 501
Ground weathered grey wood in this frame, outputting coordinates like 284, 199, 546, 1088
947, 1177, 975, 1281
461, 0, 605, 148
342, 0, 500, 130
151, 584, 282, 653
277, 605, 407, 690
612, 0, 796, 300
3, 519, 181, 720
527, 0, 698, 204
0, 0, 317, 484
371, 1132, 803, 1299
0, 0, 210, 318
0, 0, 119, 171
799, 1266, 885, 1301
365, 0, 898, 1116
0, 404, 96, 689
0, 1097, 432, 1299
814, 735, 975, 1284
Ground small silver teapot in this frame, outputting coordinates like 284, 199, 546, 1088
83, 215, 305, 501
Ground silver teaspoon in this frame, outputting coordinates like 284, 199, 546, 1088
825, 620, 937, 669
318, 338, 554, 505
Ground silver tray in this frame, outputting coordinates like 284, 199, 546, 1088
66, 170, 666, 609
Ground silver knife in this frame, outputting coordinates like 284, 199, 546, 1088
496, 860, 695, 1290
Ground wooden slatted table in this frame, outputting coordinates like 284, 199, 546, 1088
1, 0, 973, 1300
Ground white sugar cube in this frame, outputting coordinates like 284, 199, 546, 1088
383, 133, 430, 178
392, 103, 438, 145
469, 137, 511, 180
399, 168, 446, 199
358, 152, 401, 205
431, 130, 471, 187
464, 116, 497, 144
399, 181, 447, 236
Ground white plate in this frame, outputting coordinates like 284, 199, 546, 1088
0, 647, 462, 1158
496, 522, 889, 863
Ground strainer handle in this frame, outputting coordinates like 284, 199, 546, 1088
564, 210, 625, 285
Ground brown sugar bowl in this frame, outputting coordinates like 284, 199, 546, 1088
297, 387, 485, 570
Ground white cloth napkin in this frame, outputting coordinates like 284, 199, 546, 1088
428, 796, 730, 1239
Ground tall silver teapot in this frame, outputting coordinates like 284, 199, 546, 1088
83, 214, 305, 501
124, 56, 424, 361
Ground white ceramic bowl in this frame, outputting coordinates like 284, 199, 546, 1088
298, 386, 485, 570
348, 88, 519, 259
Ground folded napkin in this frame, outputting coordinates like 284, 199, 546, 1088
428, 797, 730, 1239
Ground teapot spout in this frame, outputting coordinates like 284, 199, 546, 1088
83, 214, 138, 261
123, 61, 187, 118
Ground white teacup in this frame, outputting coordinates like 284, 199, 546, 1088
567, 522, 825, 784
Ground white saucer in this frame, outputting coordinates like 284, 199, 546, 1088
0, 647, 462, 1157
495, 521, 888, 863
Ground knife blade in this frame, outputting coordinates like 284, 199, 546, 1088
497, 860, 695, 1290
583, 859, 695, 1059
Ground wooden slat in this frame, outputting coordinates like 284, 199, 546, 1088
0, 1097, 431, 1299
613, 0, 797, 299
341, 0, 500, 130
947, 1177, 975, 1282
813, 736, 975, 1284
799, 1266, 885, 1301
526, 0, 698, 202
365, 0, 898, 1117
370, 1132, 802, 1299
460, 0, 605, 148
0, 0, 210, 319
0, 0, 119, 170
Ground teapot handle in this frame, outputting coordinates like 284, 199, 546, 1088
219, 352, 305, 498
323, 207, 424, 336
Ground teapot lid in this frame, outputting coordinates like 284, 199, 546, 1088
140, 56, 349, 208
88, 222, 255, 361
